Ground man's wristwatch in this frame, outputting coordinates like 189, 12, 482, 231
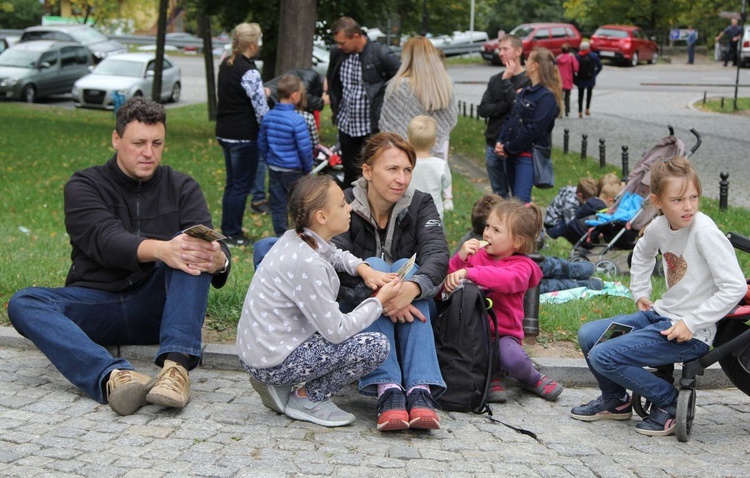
218, 254, 229, 274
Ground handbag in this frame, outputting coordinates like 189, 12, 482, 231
532, 144, 554, 189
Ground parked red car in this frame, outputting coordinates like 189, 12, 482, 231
590, 25, 658, 67
481, 23, 581, 65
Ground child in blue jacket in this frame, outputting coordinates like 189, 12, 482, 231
258, 75, 313, 236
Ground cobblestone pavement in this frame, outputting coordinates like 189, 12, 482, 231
1, 346, 749, 477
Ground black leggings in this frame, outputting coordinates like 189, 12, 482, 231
578, 86, 593, 112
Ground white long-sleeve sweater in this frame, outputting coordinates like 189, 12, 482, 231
237, 229, 384, 368
630, 212, 746, 345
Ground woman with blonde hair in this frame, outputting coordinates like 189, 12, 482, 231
215, 22, 268, 247
494, 47, 562, 203
378, 36, 458, 210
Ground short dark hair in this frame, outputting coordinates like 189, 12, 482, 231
331, 16, 362, 38
471, 194, 504, 235
115, 97, 166, 137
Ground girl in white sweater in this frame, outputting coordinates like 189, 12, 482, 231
571, 156, 746, 437
237, 175, 401, 427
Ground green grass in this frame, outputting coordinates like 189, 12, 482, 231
2, 104, 750, 347
695, 96, 750, 114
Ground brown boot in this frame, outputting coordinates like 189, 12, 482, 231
578, 112, 583, 118
146, 360, 191, 408
585, 109, 591, 116
106, 369, 154, 416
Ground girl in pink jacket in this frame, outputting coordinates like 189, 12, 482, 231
556, 44, 579, 117
443, 200, 563, 403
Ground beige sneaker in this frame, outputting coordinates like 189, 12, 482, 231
146, 360, 191, 408
106, 369, 154, 416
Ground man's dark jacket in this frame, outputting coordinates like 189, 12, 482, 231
265, 68, 325, 112
63, 155, 231, 292
327, 39, 401, 132
478, 71, 530, 146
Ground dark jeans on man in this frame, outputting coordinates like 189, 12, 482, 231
724, 41, 739, 66
7, 265, 211, 404
687, 44, 696, 64
338, 131, 370, 187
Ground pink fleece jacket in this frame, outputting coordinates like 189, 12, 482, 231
448, 250, 542, 341
556, 52, 579, 91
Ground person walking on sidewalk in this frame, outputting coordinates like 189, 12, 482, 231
7, 97, 232, 416
556, 43, 579, 117
574, 41, 602, 118
716, 18, 743, 67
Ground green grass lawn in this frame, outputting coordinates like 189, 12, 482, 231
695, 96, 750, 114
2, 103, 750, 346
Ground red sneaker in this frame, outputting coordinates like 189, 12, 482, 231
376, 388, 409, 431
406, 388, 440, 430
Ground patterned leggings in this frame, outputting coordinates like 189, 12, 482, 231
243, 332, 389, 402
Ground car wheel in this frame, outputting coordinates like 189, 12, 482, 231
630, 51, 639, 67
648, 51, 658, 64
22, 84, 36, 103
170, 82, 181, 103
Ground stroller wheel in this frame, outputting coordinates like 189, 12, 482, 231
595, 259, 620, 278
569, 255, 590, 263
631, 392, 654, 419
675, 388, 696, 442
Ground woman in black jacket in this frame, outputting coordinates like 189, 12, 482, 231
215, 23, 268, 247
333, 132, 449, 433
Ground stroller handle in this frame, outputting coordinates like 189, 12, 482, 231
687, 128, 702, 157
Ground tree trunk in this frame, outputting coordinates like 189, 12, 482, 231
198, 13, 217, 120
153, 0, 169, 103
274, 0, 316, 76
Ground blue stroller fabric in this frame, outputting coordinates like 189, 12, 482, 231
585, 192, 644, 227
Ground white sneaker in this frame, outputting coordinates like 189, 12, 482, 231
249, 378, 291, 414
284, 392, 355, 427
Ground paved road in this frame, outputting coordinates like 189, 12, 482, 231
452, 56, 750, 209
1, 345, 749, 478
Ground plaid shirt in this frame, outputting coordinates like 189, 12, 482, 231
337, 53, 370, 137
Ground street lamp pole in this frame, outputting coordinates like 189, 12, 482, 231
735, 0, 747, 109
470, 0, 475, 35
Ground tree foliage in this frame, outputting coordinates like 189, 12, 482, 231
0, 0, 44, 29
484, 0, 567, 38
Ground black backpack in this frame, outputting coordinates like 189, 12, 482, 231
577, 54, 596, 81
433, 281, 497, 414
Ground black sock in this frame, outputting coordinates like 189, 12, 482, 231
165, 352, 190, 370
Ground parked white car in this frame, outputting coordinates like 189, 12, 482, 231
71, 52, 181, 109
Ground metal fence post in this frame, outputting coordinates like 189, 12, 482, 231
621, 145, 630, 181
563, 128, 569, 154
599, 138, 606, 168
720, 172, 729, 211
581, 134, 588, 161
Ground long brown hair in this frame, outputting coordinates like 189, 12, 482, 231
288, 175, 335, 249
650, 156, 702, 200
361, 132, 416, 170
491, 199, 543, 255
528, 47, 563, 115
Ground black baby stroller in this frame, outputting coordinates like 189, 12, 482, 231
631, 231, 750, 442
569, 126, 702, 276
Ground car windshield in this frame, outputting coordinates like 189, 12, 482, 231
68, 28, 108, 45
510, 25, 534, 39
0, 49, 39, 68
594, 28, 629, 38
93, 59, 143, 77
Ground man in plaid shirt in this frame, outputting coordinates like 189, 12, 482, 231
327, 16, 401, 186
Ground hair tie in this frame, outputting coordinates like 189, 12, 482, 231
524, 203, 531, 208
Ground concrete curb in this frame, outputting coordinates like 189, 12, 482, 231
0, 326, 734, 390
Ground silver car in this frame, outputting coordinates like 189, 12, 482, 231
71, 52, 181, 109
0, 40, 92, 102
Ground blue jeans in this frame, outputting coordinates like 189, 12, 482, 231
506, 154, 534, 203
253, 237, 279, 270
687, 44, 695, 64
351, 257, 446, 398
252, 156, 267, 203
485, 145, 510, 199
218, 139, 259, 237
578, 310, 710, 408
7, 265, 211, 404
268, 169, 304, 237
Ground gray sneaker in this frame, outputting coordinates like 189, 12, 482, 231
249, 378, 291, 414
284, 393, 355, 427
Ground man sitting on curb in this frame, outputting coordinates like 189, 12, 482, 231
8, 97, 231, 416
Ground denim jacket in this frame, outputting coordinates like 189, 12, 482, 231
498, 83, 559, 157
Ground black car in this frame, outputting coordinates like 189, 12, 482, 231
20, 25, 126, 63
